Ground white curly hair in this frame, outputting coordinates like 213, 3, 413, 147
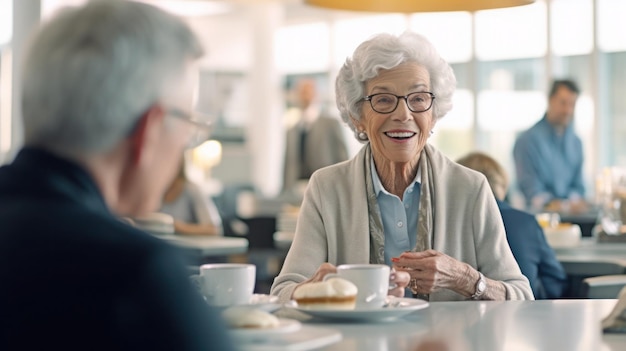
335, 31, 456, 142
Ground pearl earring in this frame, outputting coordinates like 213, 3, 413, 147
358, 131, 368, 141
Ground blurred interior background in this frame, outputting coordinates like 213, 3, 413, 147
2, 0, 626, 205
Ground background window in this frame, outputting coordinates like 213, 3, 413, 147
475, 1, 547, 60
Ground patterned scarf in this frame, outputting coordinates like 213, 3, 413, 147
364, 144, 435, 299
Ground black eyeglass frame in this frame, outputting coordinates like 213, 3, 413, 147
362, 92, 436, 114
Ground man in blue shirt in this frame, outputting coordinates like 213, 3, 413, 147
513, 79, 586, 211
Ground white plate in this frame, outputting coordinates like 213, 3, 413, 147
209, 294, 282, 313
244, 294, 281, 313
286, 297, 429, 322
229, 318, 301, 340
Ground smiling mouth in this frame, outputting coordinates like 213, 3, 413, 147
384, 132, 416, 140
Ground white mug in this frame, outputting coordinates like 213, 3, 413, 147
324, 264, 390, 309
190, 263, 256, 307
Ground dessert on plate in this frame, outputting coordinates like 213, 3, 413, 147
222, 308, 280, 329
543, 222, 581, 247
130, 212, 175, 235
293, 277, 358, 310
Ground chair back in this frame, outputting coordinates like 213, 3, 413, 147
561, 261, 626, 276
560, 260, 626, 297
582, 274, 626, 299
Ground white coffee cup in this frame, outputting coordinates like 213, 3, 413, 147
190, 263, 256, 307
324, 264, 390, 309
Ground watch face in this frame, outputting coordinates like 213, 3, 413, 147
478, 280, 486, 293
472, 273, 486, 299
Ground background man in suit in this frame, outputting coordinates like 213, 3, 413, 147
0, 1, 234, 350
457, 152, 567, 299
282, 78, 348, 197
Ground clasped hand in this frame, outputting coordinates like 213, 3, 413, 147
392, 250, 465, 295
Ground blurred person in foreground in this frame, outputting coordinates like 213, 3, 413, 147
282, 78, 349, 198
0, 1, 234, 350
271, 31, 533, 302
457, 152, 567, 299
513, 79, 588, 213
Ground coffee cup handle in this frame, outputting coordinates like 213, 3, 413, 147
189, 275, 216, 302
323, 273, 340, 281
189, 274, 203, 293
388, 268, 398, 290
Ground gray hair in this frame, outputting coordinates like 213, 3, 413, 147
335, 31, 456, 141
21, 0, 204, 157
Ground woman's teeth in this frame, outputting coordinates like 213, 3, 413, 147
385, 132, 416, 139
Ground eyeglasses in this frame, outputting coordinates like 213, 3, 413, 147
166, 107, 213, 149
363, 92, 435, 114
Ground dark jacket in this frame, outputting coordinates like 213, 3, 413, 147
0, 148, 234, 350
497, 200, 568, 299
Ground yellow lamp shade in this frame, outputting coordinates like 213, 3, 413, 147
305, 0, 536, 13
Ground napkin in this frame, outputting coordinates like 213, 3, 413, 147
602, 286, 626, 333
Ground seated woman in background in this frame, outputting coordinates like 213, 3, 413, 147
456, 152, 567, 299
271, 31, 533, 302
160, 160, 223, 236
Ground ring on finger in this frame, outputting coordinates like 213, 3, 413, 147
410, 277, 419, 294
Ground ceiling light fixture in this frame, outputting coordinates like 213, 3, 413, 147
305, 0, 536, 13
134, 0, 233, 17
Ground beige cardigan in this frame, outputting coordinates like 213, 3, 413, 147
270, 144, 533, 302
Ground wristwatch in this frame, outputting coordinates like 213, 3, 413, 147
470, 272, 486, 300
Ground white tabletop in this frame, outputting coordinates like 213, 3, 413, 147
158, 235, 249, 256
555, 237, 626, 255
271, 299, 626, 351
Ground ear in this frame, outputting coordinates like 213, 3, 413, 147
350, 116, 362, 131
429, 118, 438, 131
128, 104, 165, 166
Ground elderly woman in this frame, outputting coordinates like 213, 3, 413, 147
271, 31, 533, 302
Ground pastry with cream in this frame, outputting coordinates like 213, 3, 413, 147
222, 308, 280, 329
293, 277, 357, 310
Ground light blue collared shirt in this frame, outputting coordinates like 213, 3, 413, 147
513, 115, 585, 208
370, 156, 421, 266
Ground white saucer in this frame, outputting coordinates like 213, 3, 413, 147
250, 293, 278, 304
229, 318, 301, 340
209, 294, 282, 313
245, 294, 281, 313
286, 297, 429, 322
